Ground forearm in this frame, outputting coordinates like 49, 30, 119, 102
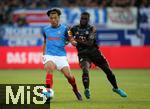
69, 36, 77, 46
76, 38, 94, 46
68, 30, 77, 46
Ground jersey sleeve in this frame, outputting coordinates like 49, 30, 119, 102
41, 28, 46, 39
89, 26, 96, 40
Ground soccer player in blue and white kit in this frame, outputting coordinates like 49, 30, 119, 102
42, 8, 82, 101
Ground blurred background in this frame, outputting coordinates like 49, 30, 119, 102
1, 2, 150, 109
0, 0, 150, 69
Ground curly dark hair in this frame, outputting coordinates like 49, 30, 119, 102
81, 12, 90, 18
47, 8, 61, 16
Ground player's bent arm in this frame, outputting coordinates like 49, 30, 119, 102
69, 37, 77, 46
78, 26, 96, 46
68, 30, 77, 46
87, 26, 96, 45
71, 26, 96, 46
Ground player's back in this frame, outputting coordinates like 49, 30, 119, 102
42, 24, 68, 56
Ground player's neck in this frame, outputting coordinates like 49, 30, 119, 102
80, 24, 88, 28
51, 24, 61, 28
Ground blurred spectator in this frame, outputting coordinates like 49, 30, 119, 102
98, 0, 111, 7
0, 0, 150, 25
63, 0, 77, 7
140, 0, 150, 8
0, 2, 5, 25
84, 0, 98, 7
14, 14, 28, 27
29, 2, 37, 8
111, 0, 131, 7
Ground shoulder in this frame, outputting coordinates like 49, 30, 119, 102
72, 24, 80, 29
71, 24, 80, 31
42, 25, 51, 31
60, 24, 68, 29
88, 24, 96, 31
87, 24, 93, 28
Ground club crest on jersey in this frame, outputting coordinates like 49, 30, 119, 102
85, 31, 89, 35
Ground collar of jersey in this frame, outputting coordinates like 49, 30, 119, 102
51, 24, 61, 29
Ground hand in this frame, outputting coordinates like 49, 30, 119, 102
71, 40, 77, 46
76, 37, 87, 44
81, 36, 86, 41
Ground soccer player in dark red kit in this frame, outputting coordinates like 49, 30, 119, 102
69, 12, 127, 99
42, 8, 82, 101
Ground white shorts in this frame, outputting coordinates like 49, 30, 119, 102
42, 55, 69, 70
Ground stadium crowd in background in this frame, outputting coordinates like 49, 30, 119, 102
0, 0, 150, 25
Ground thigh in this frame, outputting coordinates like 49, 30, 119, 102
43, 55, 56, 72
55, 56, 69, 70
78, 55, 91, 69
44, 61, 56, 72
90, 49, 108, 67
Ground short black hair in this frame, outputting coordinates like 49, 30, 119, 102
47, 8, 61, 16
81, 12, 90, 18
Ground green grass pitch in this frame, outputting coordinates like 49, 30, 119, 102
0, 69, 150, 109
